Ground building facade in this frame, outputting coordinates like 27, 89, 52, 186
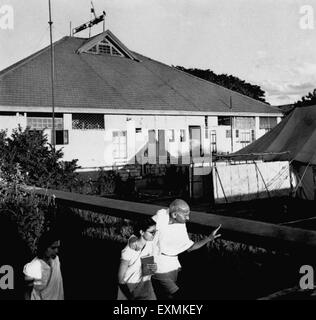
0, 30, 282, 171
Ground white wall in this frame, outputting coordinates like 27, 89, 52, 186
213, 161, 291, 203
0, 113, 282, 169
0, 114, 27, 136
62, 130, 108, 168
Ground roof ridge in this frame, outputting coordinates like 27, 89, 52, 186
0, 36, 68, 79
132, 51, 282, 113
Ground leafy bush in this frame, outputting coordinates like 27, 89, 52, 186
0, 126, 80, 255
0, 168, 54, 255
95, 169, 118, 196
0, 126, 79, 189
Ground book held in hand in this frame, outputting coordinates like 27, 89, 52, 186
141, 255, 155, 276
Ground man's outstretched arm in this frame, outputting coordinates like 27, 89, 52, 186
187, 224, 221, 252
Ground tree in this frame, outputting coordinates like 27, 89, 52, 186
0, 126, 79, 190
175, 66, 268, 103
0, 126, 80, 256
294, 89, 316, 108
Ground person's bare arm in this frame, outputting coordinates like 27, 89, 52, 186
187, 225, 221, 252
118, 259, 134, 300
24, 276, 34, 300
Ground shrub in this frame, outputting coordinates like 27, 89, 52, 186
0, 167, 54, 255
0, 126, 79, 189
0, 127, 80, 255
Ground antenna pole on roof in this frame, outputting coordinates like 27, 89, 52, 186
48, 0, 55, 149
72, 3, 106, 36
230, 96, 233, 153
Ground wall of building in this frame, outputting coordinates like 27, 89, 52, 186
0, 114, 27, 136
1, 112, 281, 170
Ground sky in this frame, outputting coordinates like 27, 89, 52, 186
0, 0, 316, 105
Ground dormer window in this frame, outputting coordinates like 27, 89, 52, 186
77, 30, 140, 62
86, 37, 124, 57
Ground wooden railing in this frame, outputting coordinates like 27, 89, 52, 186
27, 186, 316, 253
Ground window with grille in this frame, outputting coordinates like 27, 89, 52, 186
251, 129, 255, 142
88, 45, 97, 53
240, 131, 251, 148
210, 130, 217, 153
86, 37, 125, 57
72, 114, 104, 130
112, 131, 127, 159
234, 117, 255, 129
99, 44, 111, 55
218, 116, 231, 126
259, 117, 277, 130
27, 117, 63, 130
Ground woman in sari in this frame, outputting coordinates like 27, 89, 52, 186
23, 231, 64, 300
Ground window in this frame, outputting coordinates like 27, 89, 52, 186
218, 116, 231, 126
168, 129, 175, 142
72, 114, 104, 130
180, 129, 186, 142
88, 45, 97, 53
226, 130, 231, 138
236, 129, 239, 138
56, 130, 69, 145
240, 131, 251, 148
234, 117, 255, 129
210, 130, 217, 153
86, 37, 125, 57
112, 131, 127, 159
99, 44, 111, 55
259, 117, 277, 131
135, 128, 142, 133
251, 129, 255, 142
27, 117, 63, 130
111, 47, 121, 56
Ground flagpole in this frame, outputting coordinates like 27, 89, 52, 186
48, 0, 55, 149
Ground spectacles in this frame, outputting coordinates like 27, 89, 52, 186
147, 230, 157, 235
178, 211, 190, 217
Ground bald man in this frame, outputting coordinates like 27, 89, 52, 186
150, 199, 221, 299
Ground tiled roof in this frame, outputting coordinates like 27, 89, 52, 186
0, 30, 281, 114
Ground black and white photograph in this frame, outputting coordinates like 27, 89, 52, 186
0, 0, 316, 305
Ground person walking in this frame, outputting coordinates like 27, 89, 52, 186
117, 217, 158, 300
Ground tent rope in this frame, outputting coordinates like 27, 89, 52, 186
293, 161, 312, 197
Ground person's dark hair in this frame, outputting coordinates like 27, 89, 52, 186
133, 217, 156, 236
37, 230, 60, 257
